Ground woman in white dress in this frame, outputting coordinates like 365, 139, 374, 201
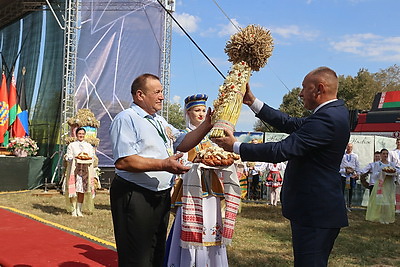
165, 94, 229, 267
64, 127, 96, 217
366, 149, 399, 224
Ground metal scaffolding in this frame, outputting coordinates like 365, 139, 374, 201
51, 0, 173, 182
53, 0, 78, 182
160, 0, 175, 120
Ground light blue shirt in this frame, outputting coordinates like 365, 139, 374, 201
339, 152, 360, 177
109, 103, 185, 191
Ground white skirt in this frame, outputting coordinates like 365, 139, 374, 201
166, 195, 229, 267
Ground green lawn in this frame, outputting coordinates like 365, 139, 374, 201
0, 190, 399, 266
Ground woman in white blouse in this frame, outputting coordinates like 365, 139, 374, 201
64, 127, 95, 217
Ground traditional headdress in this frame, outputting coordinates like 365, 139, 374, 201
184, 94, 208, 110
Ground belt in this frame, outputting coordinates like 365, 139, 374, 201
114, 174, 171, 196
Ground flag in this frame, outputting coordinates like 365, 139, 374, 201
12, 68, 29, 137
377, 91, 400, 109
0, 72, 9, 144
8, 75, 17, 128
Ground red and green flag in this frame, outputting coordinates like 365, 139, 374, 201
0, 72, 9, 144
377, 91, 400, 109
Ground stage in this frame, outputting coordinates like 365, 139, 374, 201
0, 156, 50, 191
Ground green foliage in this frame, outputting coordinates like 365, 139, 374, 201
167, 102, 185, 130
279, 87, 311, 117
374, 64, 400, 92
253, 119, 276, 132
337, 69, 379, 111
337, 66, 400, 111
253, 87, 310, 132
1, 192, 399, 267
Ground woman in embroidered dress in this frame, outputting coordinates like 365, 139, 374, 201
64, 127, 96, 217
165, 94, 229, 267
265, 162, 286, 206
366, 149, 399, 224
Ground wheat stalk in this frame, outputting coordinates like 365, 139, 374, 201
210, 25, 274, 138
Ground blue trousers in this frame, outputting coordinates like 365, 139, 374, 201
290, 221, 340, 267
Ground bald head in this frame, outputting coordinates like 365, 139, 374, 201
300, 66, 339, 110
307, 67, 338, 98
346, 143, 353, 153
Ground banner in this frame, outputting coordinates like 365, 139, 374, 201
75, 0, 165, 166
350, 134, 396, 169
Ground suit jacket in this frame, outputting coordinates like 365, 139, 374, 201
240, 100, 349, 228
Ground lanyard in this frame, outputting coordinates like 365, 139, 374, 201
146, 116, 168, 144
346, 154, 351, 162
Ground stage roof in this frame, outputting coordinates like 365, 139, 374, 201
0, 0, 48, 30
0, 1, 147, 30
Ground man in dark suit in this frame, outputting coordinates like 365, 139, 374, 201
213, 67, 349, 266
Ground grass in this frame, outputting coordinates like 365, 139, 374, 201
0, 189, 399, 266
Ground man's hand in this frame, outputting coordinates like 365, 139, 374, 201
345, 167, 354, 175
204, 107, 214, 127
243, 83, 256, 106
162, 153, 191, 174
211, 129, 237, 152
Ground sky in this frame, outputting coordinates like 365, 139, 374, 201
167, 0, 400, 131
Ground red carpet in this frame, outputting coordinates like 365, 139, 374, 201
0, 208, 117, 267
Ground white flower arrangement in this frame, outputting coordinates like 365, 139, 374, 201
7, 137, 39, 156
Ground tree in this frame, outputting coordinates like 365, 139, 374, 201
253, 87, 311, 132
166, 102, 186, 130
374, 64, 400, 92
338, 69, 380, 111
253, 119, 276, 132
337, 65, 400, 111
279, 87, 311, 117
253, 64, 400, 132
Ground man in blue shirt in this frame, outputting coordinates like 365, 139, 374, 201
109, 73, 213, 267
339, 143, 360, 210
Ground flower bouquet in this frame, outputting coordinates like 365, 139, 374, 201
7, 137, 39, 157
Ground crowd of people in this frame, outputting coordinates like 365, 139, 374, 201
234, 156, 286, 205
343, 142, 400, 224
234, 139, 400, 222
62, 68, 400, 267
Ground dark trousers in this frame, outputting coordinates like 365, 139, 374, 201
291, 221, 340, 267
341, 176, 355, 206
250, 174, 260, 200
110, 175, 171, 267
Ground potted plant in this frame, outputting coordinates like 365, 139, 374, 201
7, 137, 39, 157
